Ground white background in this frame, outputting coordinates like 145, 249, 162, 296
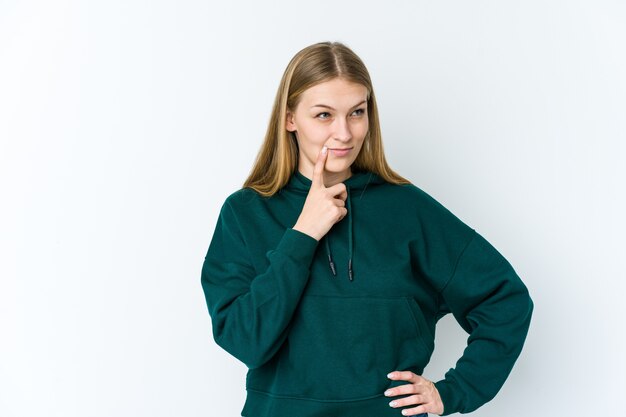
1, 1, 625, 416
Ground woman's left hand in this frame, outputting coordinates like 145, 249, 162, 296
384, 370, 444, 416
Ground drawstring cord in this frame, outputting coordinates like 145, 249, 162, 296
324, 186, 354, 281
325, 236, 336, 276
347, 186, 353, 281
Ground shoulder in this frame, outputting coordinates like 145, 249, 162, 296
393, 181, 451, 213
396, 181, 475, 236
221, 187, 266, 213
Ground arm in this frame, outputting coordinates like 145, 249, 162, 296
200, 195, 319, 369
434, 231, 534, 415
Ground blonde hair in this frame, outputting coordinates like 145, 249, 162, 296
242, 41, 411, 197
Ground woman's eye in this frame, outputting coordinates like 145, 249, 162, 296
316, 112, 331, 119
352, 108, 365, 117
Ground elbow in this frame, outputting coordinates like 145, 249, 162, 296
524, 292, 534, 336
507, 271, 534, 327
521, 284, 534, 325
212, 330, 276, 370
512, 285, 534, 350
243, 353, 274, 370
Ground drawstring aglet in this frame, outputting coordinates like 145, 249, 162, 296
328, 254, 337, 276
348, 259, 353, 281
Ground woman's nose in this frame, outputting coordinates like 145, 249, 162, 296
332, 118, 352, 141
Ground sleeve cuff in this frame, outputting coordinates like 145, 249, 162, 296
274, 228, 319, 267
434, 380, 458, 416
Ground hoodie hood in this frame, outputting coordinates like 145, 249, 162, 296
283, 167, 387, 282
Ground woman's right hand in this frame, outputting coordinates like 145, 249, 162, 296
293, 146, 348, 241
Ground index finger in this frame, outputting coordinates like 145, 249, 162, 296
387, 370, 419, 382
311, 145, 328, 189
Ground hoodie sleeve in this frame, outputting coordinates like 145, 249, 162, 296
200, 194, 319, 369
408, 185, 533, 414
433, 230, 534, 415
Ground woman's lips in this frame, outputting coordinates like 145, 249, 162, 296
329, 147, 352, 156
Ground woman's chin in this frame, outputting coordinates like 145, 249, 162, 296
325, 158, 353, 169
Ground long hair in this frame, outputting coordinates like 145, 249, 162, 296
242, 41, 411, 197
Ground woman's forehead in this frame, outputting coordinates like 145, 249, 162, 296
300, 78, 368, 107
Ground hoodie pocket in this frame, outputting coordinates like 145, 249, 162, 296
250, 294, 434, 401
405, 296, 435, 355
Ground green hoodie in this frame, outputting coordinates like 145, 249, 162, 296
200, 167, 533, 417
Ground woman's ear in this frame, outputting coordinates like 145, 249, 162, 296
286, 110, 296, 132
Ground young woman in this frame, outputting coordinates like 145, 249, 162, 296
201, 41, 533, 417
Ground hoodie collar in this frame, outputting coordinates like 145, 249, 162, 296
284, 167, 386, 282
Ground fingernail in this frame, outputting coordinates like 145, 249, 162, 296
384, 389, 392, 396
387, 372, 394, 378
322, 146, 327, 154
389, 401, 397, 407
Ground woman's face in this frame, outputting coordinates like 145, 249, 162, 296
286, 77, 369, 185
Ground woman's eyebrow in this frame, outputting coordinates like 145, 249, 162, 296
310, 100, 367, 110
